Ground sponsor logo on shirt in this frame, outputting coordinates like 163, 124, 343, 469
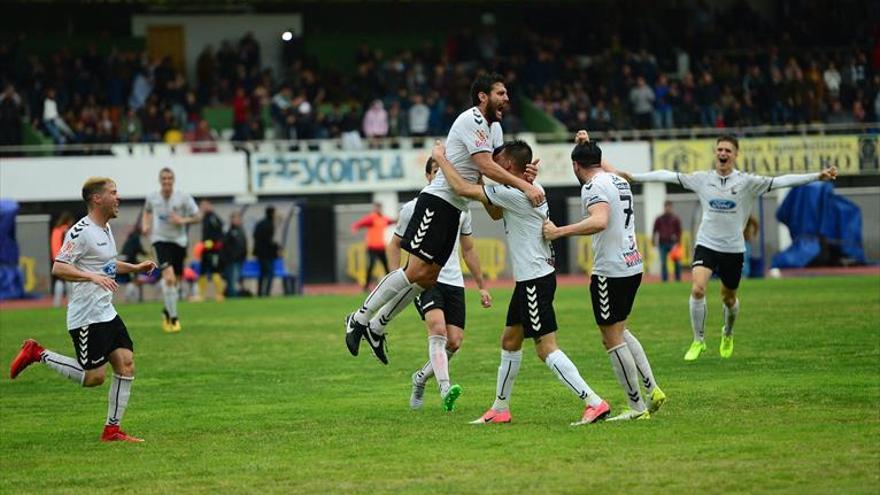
709, 199, 737, 210
623, 249, 643, 267
475, 129, 489, 148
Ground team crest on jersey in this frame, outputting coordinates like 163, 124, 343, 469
474, 129, 488, 148
102, 261, 117, 278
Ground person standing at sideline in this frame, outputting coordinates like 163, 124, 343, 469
351, 203, 394, 291
653, 201, 682, 282
253, 206, 279, 297
50, 211, 74, 307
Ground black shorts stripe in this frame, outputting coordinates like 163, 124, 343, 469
400, 193, 461, 266
590, 273, 641, 326
68, 316, 134, 370
506, 272, 557, 338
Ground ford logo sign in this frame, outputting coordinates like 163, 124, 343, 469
709, 199, 736, 210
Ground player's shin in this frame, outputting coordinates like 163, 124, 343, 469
492, 349, 522, 412
106, 374, 133, 426
42, 350, 85, 385
545, 349, 603, 407
354, 269, 412, 325
607, 343, 647, 412
623, 329, 657, 393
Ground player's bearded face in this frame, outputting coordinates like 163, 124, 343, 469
485, 84, 508, 123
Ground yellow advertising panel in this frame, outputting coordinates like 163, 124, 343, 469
653, 136, 861, 175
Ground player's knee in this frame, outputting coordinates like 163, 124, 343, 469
446, 335, 462, 352
691, 286, 706, 299
82, 373, 105, 387
722, 294, 737, 307
501, 334, 521, 351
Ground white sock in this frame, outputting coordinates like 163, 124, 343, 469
623, 329, 657, 394
608, 343, 646, 412
491, 349, 522, 412
723, 299, 739, 336
428, 335, 450, 396
106, 374, 133, 426
369, 282, 424, 335
689, 295, 707, 342
413, 348, 456, 385
41, 350, 84, 385
354, 269, 411, 325
161, 280, 179, 319
545, 349, 602, 407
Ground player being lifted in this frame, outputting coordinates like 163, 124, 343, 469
433, 139, 611, 426
344, 73, 544, 363
627, 135, 838, 360
142, 167, 201, 333
357, 157, 492, 411
544, 133, 665, 421
9, 177, 157, 442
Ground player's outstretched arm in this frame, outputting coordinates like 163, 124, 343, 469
472, 152, 544, 206
432, 141, 489, 204
768, 167, 838, 191
52, 261, 118, 291
629, 170, 681, 184
117, 259, 157, 275
460, 234, 491, 308
543, 203, 610, 240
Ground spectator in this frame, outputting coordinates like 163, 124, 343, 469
197, 199, 225, 302
222, 211, 247, 298
362, 99, 389, 144
42, 88, 75, 144
653, 74, 673, 129
253, 206, 279, 297
0, 83, 23, 148
186, 119, 218, 152
118, 108, 143, 143
653, 201, 682, 282
119, 224, 147, 303
408, 93, 430, 136
232, 86, 251, 141
629, 76, 655, 129
340, 107, 363, 150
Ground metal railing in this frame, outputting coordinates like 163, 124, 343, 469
0, 122, 876, 157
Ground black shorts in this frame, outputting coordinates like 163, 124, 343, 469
201, 249, 222, 276
401, 193, 461, 266
154, 242, 187, 276
414, 282, 466, 329
506, 272, 558, 338
590, 273, 642, 326
692, 245, 744, 289
68, 315, 134, 370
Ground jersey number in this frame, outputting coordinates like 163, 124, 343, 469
620, 195, 633, 228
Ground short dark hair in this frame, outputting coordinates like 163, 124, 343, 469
265, 205, 276, 218
425, 156, 437, 176
716, 135, 739, 150
471, 72, 505, 106
81, 177, 112, 204
571, 141, 602, 168
493, 140, 532, 172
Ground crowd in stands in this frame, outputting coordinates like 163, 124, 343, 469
0, 2, 877, 149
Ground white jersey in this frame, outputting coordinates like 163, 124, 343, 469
144, 190, 198, 247
582, 172, 643, 278
484, 182, 555, 281
396, 199, 473, 287
54, 216, 119, 330
634, 169, 819, 253
422, 107, 503, 211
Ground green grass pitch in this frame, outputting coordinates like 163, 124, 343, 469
1, 276, 878, 494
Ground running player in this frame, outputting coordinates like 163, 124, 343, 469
628, 135, 838, 360
9, 177, 157, 442
432, 139, 610, 426
142, 167, 200, 332
543, 135, 665, 421
344, 73, 544, 363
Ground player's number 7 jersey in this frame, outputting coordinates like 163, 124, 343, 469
582, 172, 643, 278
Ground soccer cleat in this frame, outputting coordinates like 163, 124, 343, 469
441, 384, 463, 412
168, 318, 182, 333
10, 339, 45, 379
470, 408, 512, 424
161, 310, 173, 333
363, 325, 389, 365
720, 331, 734, 358
648, 387, 667, 414
344, 313, 366, 356
100, 425, 144, 443
606, 408, 651, 422
571, 400, 611, 426
684, 340, 707, 361
410, 373, 426, 410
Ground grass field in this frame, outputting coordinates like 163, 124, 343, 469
1, 275, 878, 494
